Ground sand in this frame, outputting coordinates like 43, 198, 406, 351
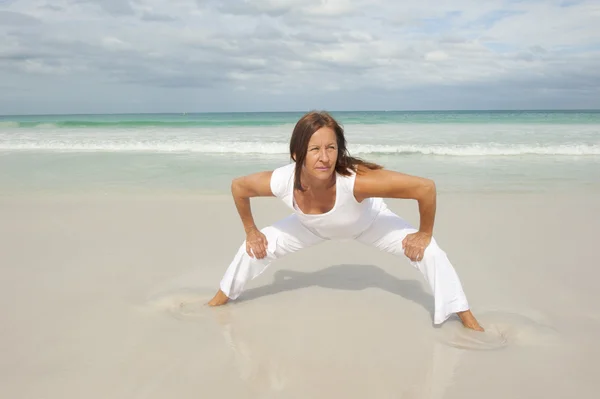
1, 192, 599, 398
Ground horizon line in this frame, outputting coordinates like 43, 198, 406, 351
2, 108, 600, 118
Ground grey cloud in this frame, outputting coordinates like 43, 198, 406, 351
291, 31, 341, 45
73, 0, 135, 16
1, 31, 256, 89
251, 23, 286, 40
0, 11, 41, 25
141, 12, 177, 22
370, 75, 600, 111
0, 84, 28, 91
514, 51, 537, 62
182, 32, 298, 63
464, 9, 526, 29
201, 0, 364, 19
119, 69, 228, 88
0, 33, 111, 77
439, 35, 471, 44
530, 45, 548, 54
92, 51, 221, 85
0, 51, 44, 62
102, 63, 217, 88
39, 4, 64, 12
201, 0, 295, 17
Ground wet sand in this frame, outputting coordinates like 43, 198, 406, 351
1, 192, 599, 398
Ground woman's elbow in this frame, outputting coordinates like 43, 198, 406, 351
231, 176, 257, 198
426, 178, 436, 192
419, 178, 436, 200
231, 177, 245, 197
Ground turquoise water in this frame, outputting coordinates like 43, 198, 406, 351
3, 110, 600, 128
1, 110, 599, 195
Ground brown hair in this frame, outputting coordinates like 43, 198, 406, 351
289, 110, 383, 191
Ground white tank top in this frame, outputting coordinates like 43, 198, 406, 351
269, 163, 388, 240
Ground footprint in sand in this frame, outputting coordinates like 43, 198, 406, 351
142, 287, 218, 320
436, 311, 561, 351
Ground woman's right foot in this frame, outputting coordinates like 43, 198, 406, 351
207, 290, 230, 306
457, 310, 485, 332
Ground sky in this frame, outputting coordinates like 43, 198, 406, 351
1, 0, 599, 114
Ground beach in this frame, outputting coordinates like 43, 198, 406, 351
2, 191, 599, 398
1, 110, 599, 397
3, 0, 600, 393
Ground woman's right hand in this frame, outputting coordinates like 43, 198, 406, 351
245, 228, 269, 259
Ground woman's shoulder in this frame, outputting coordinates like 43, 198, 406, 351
270, 162, 295, 198
271, 162, 295, 181
351, 165, 394, 201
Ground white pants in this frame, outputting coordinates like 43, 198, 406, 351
219, 208, 470, 325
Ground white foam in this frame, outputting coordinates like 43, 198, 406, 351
0, 140, 289, 154
0, 141, 598, 156
354, 143, 600, 156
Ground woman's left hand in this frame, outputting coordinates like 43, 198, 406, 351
402, 232, 432, 262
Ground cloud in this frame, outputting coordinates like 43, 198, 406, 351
199, 0, 362, 18
74, 0, 135, 16
0, 10, 41, 25
0, 0, 599, 114
141, 11, 177, 22
425, 51, 449, 61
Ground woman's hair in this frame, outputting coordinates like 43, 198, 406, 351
289, 110, 383, 191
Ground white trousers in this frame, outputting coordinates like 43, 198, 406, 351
219, 208, 470, 325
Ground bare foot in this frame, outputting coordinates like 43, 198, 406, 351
457, 310, 485, 332
207, 289, 230, 307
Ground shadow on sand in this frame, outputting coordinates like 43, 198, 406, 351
235, 263, 434, 319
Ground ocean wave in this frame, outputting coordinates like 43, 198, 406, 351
0, 119, 292, 128
0, 141, 598, 156
355, 143, 600, 156
34, 123, 59, 129
0, 141, 290, 154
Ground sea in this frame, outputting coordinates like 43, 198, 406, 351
1, 110, 599, 196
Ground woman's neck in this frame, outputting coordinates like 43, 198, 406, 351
299, 170, 336, 194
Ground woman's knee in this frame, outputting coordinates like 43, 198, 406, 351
421, 236, 447, 261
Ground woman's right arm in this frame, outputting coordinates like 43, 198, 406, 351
230, 171, 274, 258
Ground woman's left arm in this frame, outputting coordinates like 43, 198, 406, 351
354, 168, 436, 261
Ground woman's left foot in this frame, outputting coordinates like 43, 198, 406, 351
457, 310, 484, 331
208, 290, 230, 306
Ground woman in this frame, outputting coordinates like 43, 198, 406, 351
208, 111, 484, 331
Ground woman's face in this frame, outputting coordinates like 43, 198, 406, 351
302, 126, 338, 183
